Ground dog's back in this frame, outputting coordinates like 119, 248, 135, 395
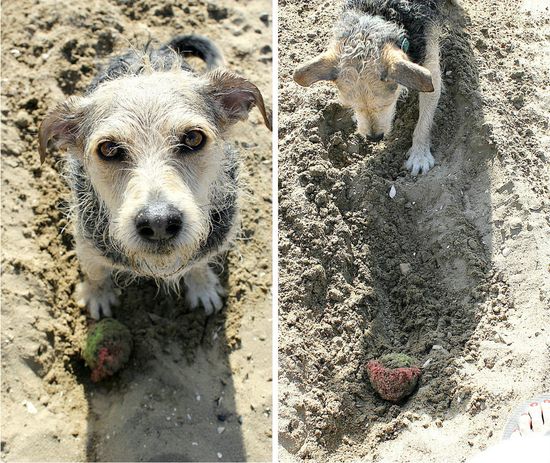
342, 0, 444, 64
88, 35, 225, 92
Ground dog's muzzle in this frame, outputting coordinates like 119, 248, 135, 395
135, 203, 183, 242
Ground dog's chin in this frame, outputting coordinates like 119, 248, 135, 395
119, 236, 203, 277
137, 240, 180, 256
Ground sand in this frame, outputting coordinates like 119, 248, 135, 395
278, 0, 549, 461
1, 0, 272, 461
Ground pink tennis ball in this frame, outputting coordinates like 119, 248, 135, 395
367, 353, 421, 402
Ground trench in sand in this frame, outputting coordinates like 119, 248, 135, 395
278, 2, 504, 459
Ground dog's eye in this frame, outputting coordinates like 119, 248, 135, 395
98, 141, 125, 160
179, 130, 206, 153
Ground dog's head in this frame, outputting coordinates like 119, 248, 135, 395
294, 13, 434, 140
39, 67, 270, 275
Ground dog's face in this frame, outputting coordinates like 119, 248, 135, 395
40, 68, 271, 275
335, 57, 401, 141
294, 42, 434, 140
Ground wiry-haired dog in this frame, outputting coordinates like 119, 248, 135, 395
294, 0, 446, 175
39, 35, 271, 319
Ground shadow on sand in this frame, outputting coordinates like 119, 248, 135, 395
76, 266, 246, 462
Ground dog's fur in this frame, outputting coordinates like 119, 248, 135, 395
39, 35, 271, 319
294, 0, 445, 175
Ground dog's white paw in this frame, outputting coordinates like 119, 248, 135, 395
405, 146, 435, 176
184, 265, 226, 315
76, 280, 119, 320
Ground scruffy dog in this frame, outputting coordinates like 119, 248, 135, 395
294, 0, 445, 175
39, 35, 271, 319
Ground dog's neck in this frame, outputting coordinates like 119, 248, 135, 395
67, 154, 238, 273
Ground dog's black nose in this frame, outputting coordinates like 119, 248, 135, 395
367, 133, 384, 142
135, 204, 183, 242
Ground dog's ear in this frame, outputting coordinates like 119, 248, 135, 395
39, 97, 84, 163
206, 69, 272, 131
293, 50, 339, 87
380, 44, 434, 93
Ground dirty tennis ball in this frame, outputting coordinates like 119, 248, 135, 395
82, 318, 133, 382
366, 353, 421, 403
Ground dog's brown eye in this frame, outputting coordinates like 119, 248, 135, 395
98, 141, 125, 160
179, 130, 206, 153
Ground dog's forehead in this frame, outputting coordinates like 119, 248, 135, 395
337, 64, 385, 91
89, 71, 211, 119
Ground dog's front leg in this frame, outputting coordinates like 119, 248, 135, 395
74, 238, 119, 320
183, 262, 225, 315
405, 44, 442, 176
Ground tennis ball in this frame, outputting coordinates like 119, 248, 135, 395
367, 353, 421, 402
82, 318, 133, 382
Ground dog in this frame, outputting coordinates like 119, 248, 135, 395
294, 0, 445, 175
39, 35, 271, 320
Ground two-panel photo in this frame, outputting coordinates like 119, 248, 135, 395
1, 0, 548, 462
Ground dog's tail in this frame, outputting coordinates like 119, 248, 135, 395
163, 35, 225, 70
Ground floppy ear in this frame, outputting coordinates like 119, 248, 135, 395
380, 44, 434, 93
206, 69, 272, 131
39, 97, 84, 163
293, 50, 339, 87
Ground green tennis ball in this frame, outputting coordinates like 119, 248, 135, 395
378, 353, 419, 369
82, 318, 133, 382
